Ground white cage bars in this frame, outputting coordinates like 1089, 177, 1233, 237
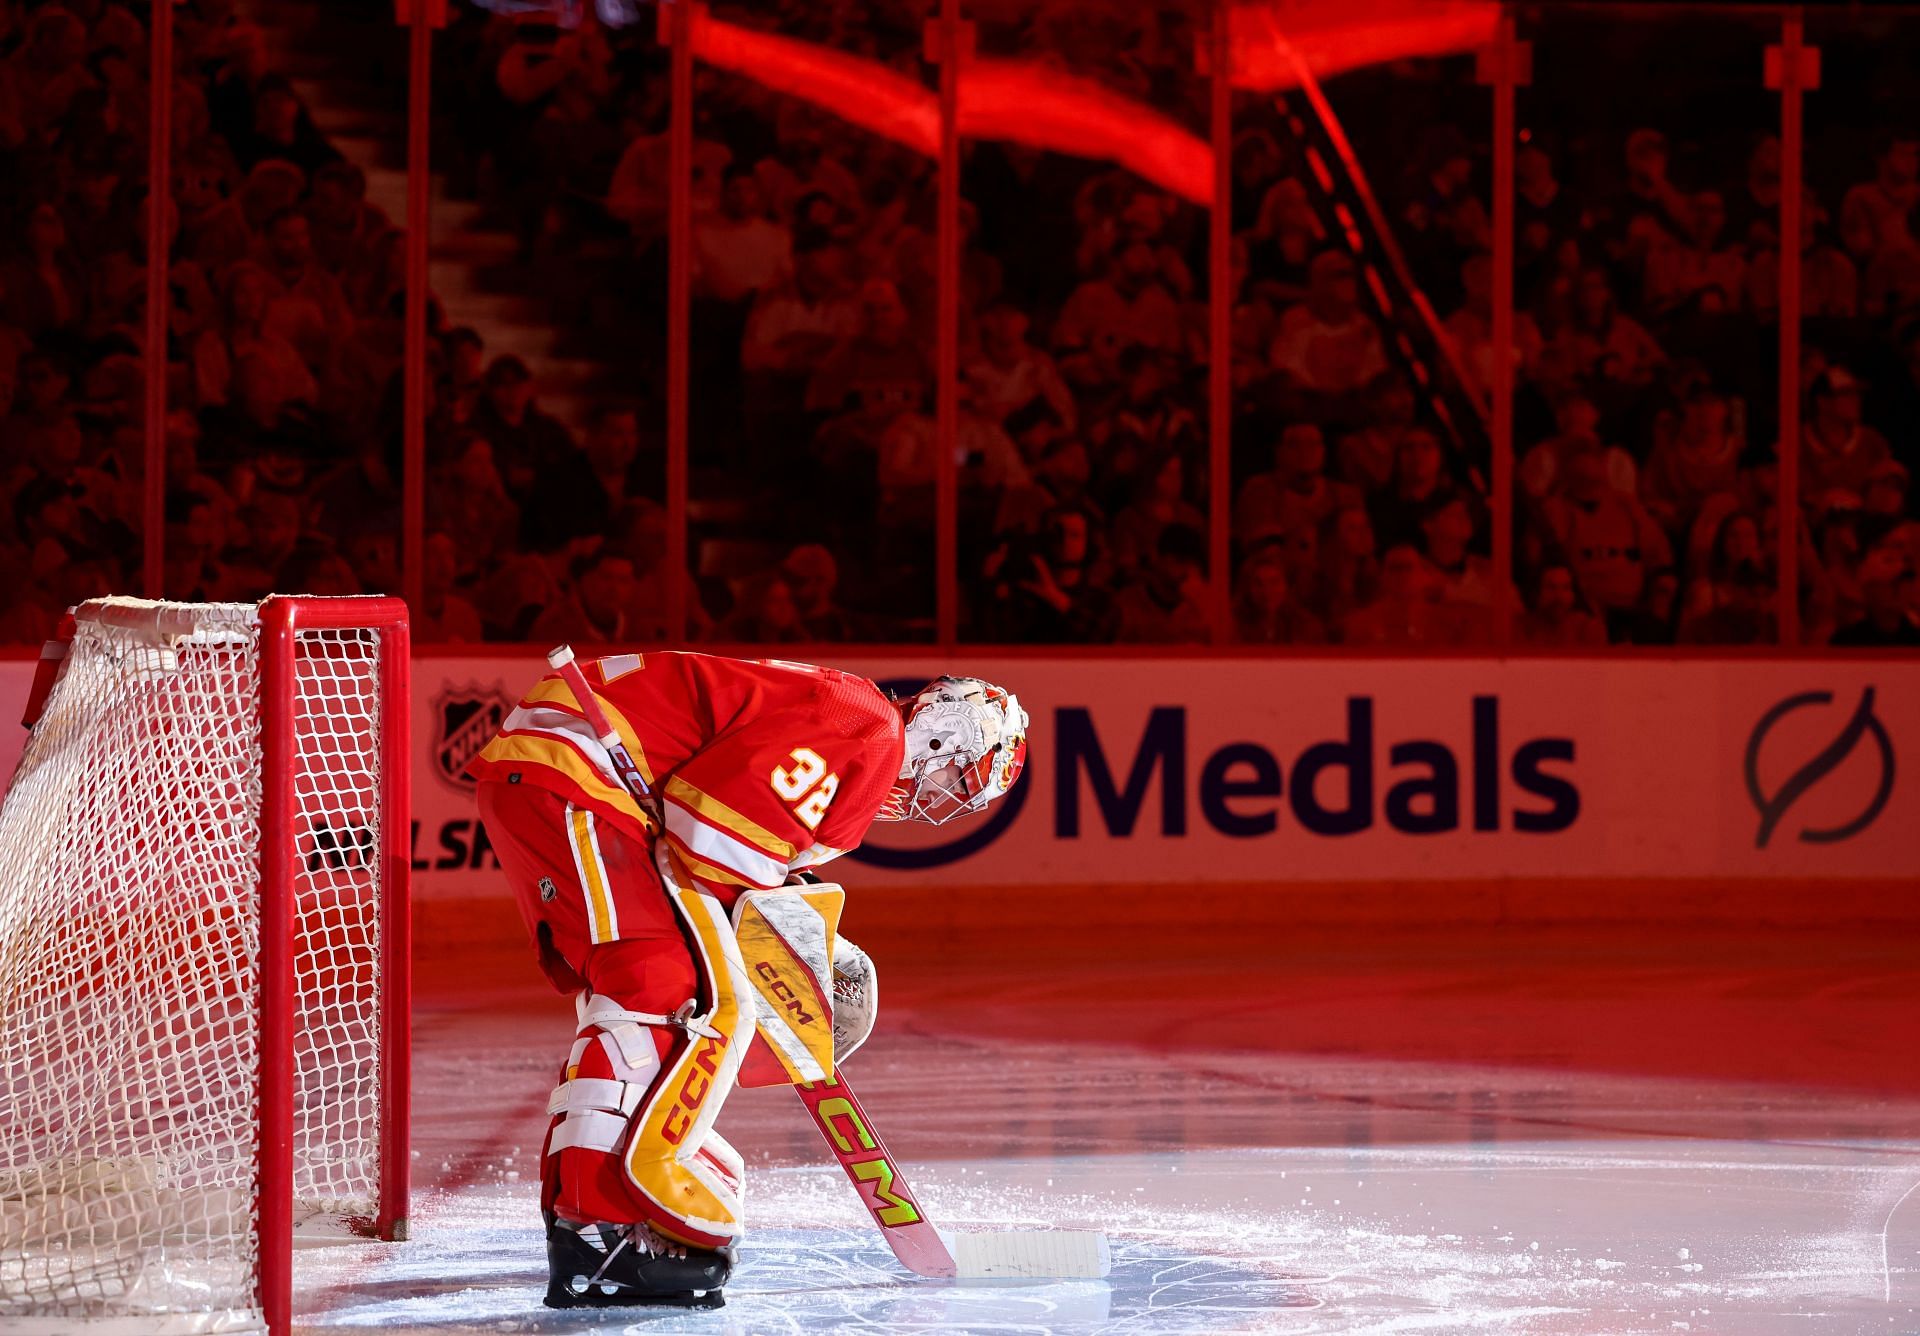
0, 596, 410, 1334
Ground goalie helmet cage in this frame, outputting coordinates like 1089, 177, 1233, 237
0, 596, 411, 1336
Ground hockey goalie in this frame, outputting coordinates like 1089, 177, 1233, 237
468, 653, 1028, 1308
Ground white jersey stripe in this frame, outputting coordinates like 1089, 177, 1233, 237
664, 798, 789, 888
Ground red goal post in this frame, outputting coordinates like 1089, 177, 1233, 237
0, 595, 411, 1335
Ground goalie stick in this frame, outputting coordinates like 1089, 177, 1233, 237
544, 646, 1110, 1281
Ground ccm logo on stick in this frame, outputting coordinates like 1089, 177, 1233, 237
1059, 696, 1580, 839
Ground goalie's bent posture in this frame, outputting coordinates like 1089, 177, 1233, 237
469, 653, 1027, 1308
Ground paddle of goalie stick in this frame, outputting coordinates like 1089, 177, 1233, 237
544, 645, 1111, 1282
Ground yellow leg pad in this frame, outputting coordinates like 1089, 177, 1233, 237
622, 881, 750, 1244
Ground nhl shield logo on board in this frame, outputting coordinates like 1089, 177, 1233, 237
433, 684, 514, 792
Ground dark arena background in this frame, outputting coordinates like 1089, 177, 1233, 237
0, 0, 1916, 1332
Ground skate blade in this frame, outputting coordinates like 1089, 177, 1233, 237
544, 1278, 726, 1310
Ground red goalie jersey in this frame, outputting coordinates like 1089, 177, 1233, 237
467, 653, 906, 903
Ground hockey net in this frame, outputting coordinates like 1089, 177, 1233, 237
0, 597, 409, 1334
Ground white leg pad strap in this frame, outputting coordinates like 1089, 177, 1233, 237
549, 1077, 646, 1118
579, 992, 684, 1069
548, 1110, 629, 1154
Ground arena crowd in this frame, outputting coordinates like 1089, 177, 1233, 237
2, 0, 1915, 646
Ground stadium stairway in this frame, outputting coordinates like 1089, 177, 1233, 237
247, 0, 608, 436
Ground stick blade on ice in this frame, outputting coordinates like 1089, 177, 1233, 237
944, 1229, 1111, 1279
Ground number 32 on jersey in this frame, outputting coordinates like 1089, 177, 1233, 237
771, 748, 839, 830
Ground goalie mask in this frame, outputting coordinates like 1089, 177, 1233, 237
878, 677, 1028, 825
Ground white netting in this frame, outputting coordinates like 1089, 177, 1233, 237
289, 627, 384, 1221
0, 599, 391, 1334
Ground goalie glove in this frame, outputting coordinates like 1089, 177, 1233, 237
831, 934, 877, 1063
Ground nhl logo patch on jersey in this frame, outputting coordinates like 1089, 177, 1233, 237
538, 876, 558, 903
433, 684, 515, 792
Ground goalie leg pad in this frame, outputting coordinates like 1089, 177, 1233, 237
544, 866, 751, 1250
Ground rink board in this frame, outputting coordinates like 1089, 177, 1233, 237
2, 654, 1913, 915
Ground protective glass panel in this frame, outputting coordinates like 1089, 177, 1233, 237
686, 4, 937, 643
165, 5, 406, 613
0, 2, 150, 639
1230, 45, 1495, 646
1800, 9, 1920, 646
422, 1, 669, 643
962, 1, 1213, 644
1515, 7, 1780, 646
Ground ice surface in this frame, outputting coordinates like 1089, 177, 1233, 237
289, 973, 1920, 1335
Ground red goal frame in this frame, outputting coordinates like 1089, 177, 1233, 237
258, 596, 412, 1334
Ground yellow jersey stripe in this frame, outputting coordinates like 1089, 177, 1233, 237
522, 675, 656, 786
569, 806, 616, 943
473, 734, 649, 826
664, 776, 797, 861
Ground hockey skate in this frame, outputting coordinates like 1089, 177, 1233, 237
543, 1214, 734, 1309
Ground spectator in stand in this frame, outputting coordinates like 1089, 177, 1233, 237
1726, 134, 1781, 245
1864, 459, 1911, 520
232, 75, 339, 175
1640, 383, 1741, 537
1516, 144, 1577, 300
577, 402, 647, 520
740, 241, 859, 382
257, 207, 354, 347
1420, 494, 1496, 623
1521, 389, 1637, 504
438, 326, 486, 425
10, 351, 83, 478
1446, 252, 1541, 397
1335, 371, 1416, 494
1369, 428, 1455, 550
1610, 127, 1693, 265
1621, 567, 1681, 645
805, 276, 927, 416
1540, 267, 1664, 405
1800, 366, 1893, 507
417, 531, 484, 643
1679, 507, 1771, 641
1831, 531, 1920, 645
1544, 443, 1673, 637
692, 164, 792, 304
1399, 125, 1487, 311
430, 433, 520, 585
1234, 423, 1354, 549
716, 570, 810, 645
1319, 505, 1381, 630
1838, 130, 1919, 268
3, 203, 83, 337
1341, 542, 1445, 646
781, 543, 857, 641
987, 505, 1118, 643
964, 303, 1077, 437
10, 6, 94, 141
530, 547, 638, 644
1642, 190, 1745, 316
1234, 544, 1325, 644
1518, 561, 1608, 646
474, 354, 579, 494
193, 261, 317, 429
1746, 190, 1858, 319
1053, 241, 1182, 386
1267, 249, 1387, 410
1115, 522, 1208, 644
1110, 451, 1204, 578
305, 161, 387, 277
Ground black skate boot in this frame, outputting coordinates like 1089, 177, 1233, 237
543, 1214, 734, 1310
